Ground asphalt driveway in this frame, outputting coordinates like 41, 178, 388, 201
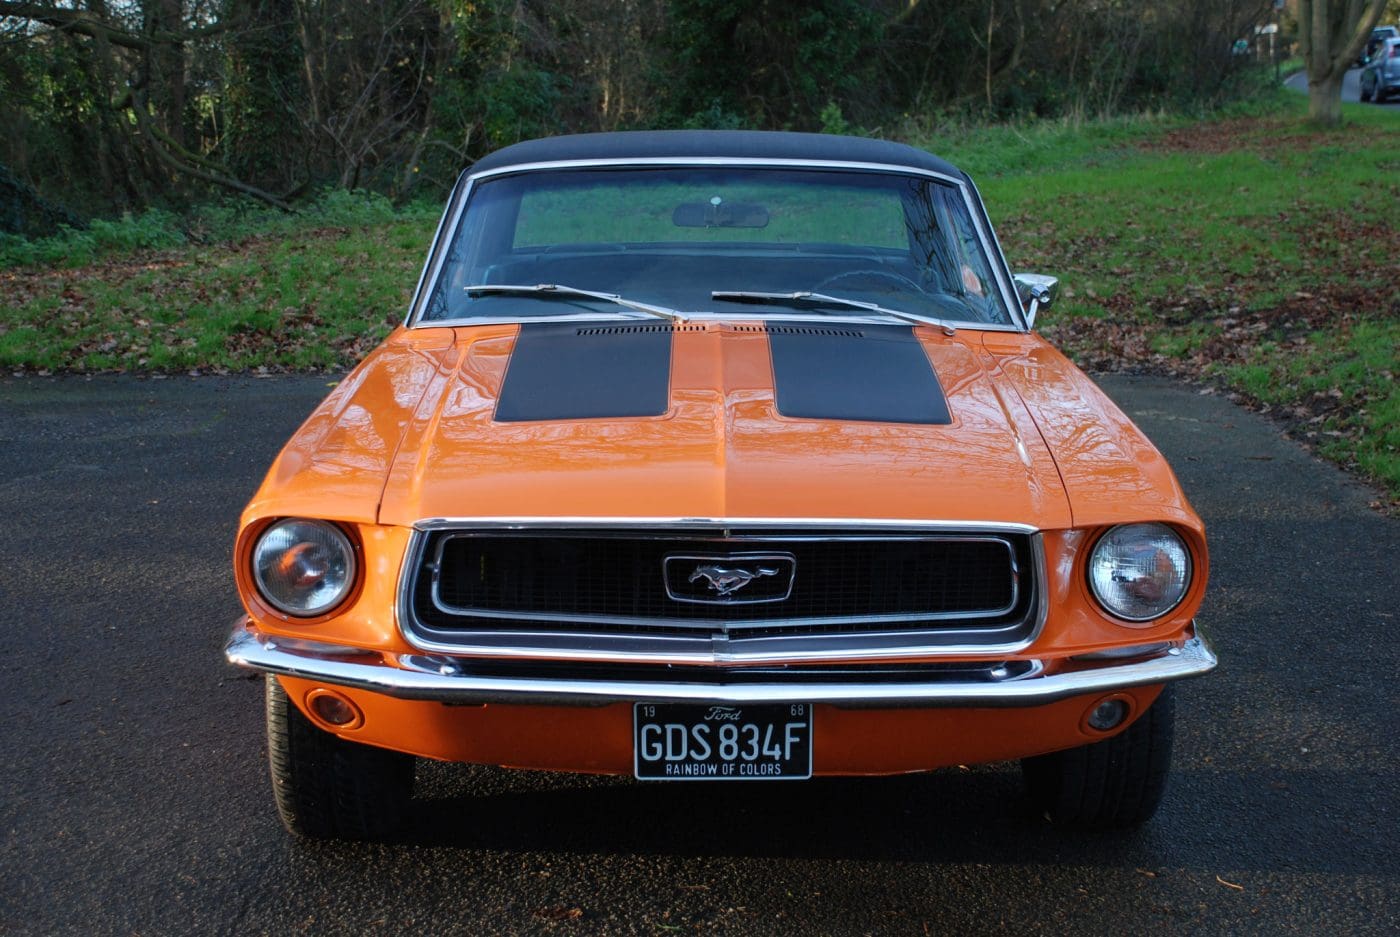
0, 373, 1395, 935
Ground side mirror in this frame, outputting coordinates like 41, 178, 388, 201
1013, 273, 1060, 329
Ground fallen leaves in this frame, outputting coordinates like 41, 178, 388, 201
0, 221, 425, 375
1025, 200, 1400, 516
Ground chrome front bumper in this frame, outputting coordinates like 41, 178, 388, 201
224, 617, 1217, 708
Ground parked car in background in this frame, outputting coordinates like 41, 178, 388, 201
1361, 36, 1400, 102
225, 130, 1217, 841
1358, 25, 1398, 67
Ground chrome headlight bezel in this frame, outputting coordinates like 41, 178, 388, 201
1087, 522, 1193, 623
251, 518, 358, 618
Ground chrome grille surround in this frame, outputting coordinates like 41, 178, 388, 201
396, 518, 1047, 665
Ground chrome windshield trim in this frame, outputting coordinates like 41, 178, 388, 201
405, 171, 476, 326
410, 311, 1028, 333
405, 156, 1028, 332
962, 174, 1026, 330
403, 169, 467, 329
466, 156, 969, 186
225, 619, 1216, 707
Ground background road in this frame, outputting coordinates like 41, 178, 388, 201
1, 374, 1396, 935
1285, 64, 1400, 106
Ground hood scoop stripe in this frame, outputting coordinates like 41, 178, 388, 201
494, 322, 672, 422
768, 324, 952, 425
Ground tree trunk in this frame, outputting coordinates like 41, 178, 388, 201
1308, 71, 1345, 124
144, 0, 187, 147
1298, 0, 1388, 127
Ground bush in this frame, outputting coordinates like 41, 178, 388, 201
0, 210, 184, 269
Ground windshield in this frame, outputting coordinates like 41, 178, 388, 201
420, 166, 1015, 327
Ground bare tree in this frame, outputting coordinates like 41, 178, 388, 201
552, 0, 667, 131
1298, 0, 1388, 124
291, 0, 443, 191
0, 0, 293, 208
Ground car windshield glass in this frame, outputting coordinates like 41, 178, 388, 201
420, 167, 1014, 327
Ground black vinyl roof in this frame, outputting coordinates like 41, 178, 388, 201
468, 130, 967, 181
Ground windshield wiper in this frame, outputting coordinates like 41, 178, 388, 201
464, 283, 686, 323
710, 290, 955, 335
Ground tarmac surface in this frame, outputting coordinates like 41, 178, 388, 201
1285, 63, 1400, 107
1, 372, 1396, 936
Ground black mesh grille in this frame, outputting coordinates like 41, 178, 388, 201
411, 530, 1030, 640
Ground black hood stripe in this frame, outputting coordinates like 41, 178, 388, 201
494, 322, 673, 422
768, 324, 951, 424
494, 322, 951, 424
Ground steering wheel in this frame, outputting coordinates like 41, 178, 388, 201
813, 269, 926, 294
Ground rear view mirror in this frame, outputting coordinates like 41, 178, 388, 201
673, 199, 769, 228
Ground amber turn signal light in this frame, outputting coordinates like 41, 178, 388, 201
307, 689, 363, 729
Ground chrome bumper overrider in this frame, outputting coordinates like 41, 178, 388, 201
224, 618, 1217, 707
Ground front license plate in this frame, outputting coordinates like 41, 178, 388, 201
633, 702, 813, 780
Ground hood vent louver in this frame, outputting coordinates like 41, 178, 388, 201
576, 324, 706, 335
733, 325, 865, 338
575, 324, 866, 337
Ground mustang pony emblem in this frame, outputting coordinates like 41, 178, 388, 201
688, 564, 780, 597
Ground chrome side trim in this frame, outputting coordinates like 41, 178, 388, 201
224, 618, 1217, 708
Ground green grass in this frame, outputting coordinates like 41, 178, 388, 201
1226, 320, 1400, 490
0, 209, 438, 372
910, 109, 1189, 178
977, 137, 1395, 316
1149, 320, 1222, 358
0, 189, 432, 270
954, 91, 1398, 502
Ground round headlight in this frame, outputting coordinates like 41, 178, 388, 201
1087, 523, 1191, 623
251, 519, 357, 617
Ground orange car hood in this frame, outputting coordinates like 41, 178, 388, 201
246, 324, 1200, 536
364, 323, 1076, 529
986, 334, 1202, 530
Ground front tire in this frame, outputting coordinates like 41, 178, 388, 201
1361, 79, 1373, 102
1021, 685, 1175, 830
265, 678, 415, 840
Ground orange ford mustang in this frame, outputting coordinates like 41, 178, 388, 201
225, 131, 1216, 840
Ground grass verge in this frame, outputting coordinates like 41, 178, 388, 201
1, 92, 1396, 505
958, 91, 1398, 508
0, 197, 439, 372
